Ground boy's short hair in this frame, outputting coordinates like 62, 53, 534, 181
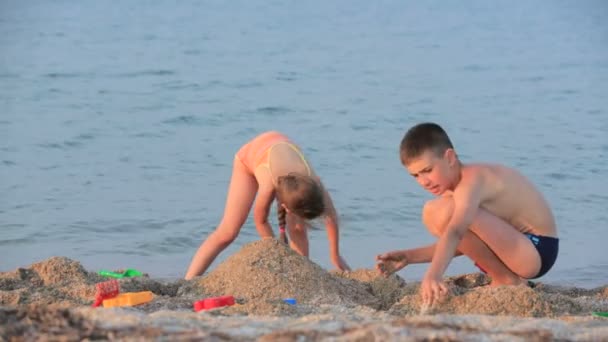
400, 122, 454, 165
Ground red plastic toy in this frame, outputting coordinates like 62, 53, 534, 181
193, 295, 235, 312
92, 279, 120, 307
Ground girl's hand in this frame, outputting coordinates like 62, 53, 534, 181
332, 255, 351, 271
376, 251, 408, 277
420, 272, 448, 307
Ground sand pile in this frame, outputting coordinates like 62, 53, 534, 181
332, 269, 410, 310
0, 257, 196, 311
0, 257, 99, 306
1, 244, 606, 321
198, 239, 380, 312
1, 246, 607, 340
389, 278, 595, 317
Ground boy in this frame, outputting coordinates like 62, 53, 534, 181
376, 122, 558, 306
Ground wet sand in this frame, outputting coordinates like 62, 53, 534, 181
1, 239, 607, 341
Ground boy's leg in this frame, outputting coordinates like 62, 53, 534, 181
423, 196, 541, 284
185, 157, 258, 279
286, 213, 310, 257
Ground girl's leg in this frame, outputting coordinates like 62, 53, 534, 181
423, 196, 540, 285
286, 213, 310, 257
185, 157, 258, 279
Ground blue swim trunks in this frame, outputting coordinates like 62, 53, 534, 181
525, 233, 559, 279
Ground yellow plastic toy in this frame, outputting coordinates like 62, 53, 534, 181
102, 291, 154, 308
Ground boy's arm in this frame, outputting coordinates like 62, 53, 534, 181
408, 244, 436, 263
253, 183, 276, 239
377, 243, 462, 275
425, 174, 483, 279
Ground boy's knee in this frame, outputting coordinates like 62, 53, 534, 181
422, 197, 454, 236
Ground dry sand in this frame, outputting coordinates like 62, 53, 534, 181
1, 239, 607, 341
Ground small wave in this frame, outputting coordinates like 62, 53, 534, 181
0, 73, 20, 79
140, 165, 164, 170
113, 70, 176, 78
183, 49, 201, 56
43, 72, 91, 79
234, 80, 262, 89
38, 140, 83, 150
75, 133, 95, 141
462, 64, 490, 72
161, 115, 205, 126
276, 71, 298, 81
0, 237, 31, 246
546, 172, 583, 181
520, 76, 545, 83
131, 132, 168, 139
350, 124, 372, 131
406, 98, 434, 106
159, 81, 201, 90
560, 89, 579, 95
256, 106, 290, 116
136, 236, 193, 253
2, 160, 16, 166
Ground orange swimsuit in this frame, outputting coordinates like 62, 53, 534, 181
235, 131, 311, 178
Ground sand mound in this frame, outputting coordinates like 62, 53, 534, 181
198, 239, 380, 311
0, 257, 186, 310
390, 283, 586, 317
601, 286, 608, 299
332, 269, 408, 310
0, 257, 98, 306
30, 257, 91, 285
2, 251, 606, 322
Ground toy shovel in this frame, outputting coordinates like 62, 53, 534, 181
98, 268, 143, 278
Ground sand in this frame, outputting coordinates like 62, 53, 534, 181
1, 239, 607, 341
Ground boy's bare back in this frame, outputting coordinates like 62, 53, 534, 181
461, 163, 557, 237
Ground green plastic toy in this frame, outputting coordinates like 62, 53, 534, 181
98, 268, 143, 278
592, 312, 608, 317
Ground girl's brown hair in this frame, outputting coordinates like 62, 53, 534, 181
275, 173, 325, 244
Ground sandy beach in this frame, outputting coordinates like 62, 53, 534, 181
1, 239, 607, 341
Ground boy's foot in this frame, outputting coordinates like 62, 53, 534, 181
488, 277, 527, 287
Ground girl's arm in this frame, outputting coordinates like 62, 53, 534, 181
253, 182, 276, 239
320, 182, 350, 270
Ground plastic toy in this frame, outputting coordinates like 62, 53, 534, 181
98, 268, 143, 278
102, 291, 154, 308
283, 298, 297, 305
193, 295, 235, 312
92, 279, 120, 307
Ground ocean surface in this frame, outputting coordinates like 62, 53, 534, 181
1, 1, 607, 287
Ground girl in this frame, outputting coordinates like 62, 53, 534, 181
185, 131, 350, 279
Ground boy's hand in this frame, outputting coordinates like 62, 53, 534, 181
376, 251, 408, 277
332, 255, 351, 271
420, 273, 448, 307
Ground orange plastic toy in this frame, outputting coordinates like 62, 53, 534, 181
102, 291, 154, 308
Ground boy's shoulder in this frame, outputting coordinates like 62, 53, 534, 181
460, 162, 517, 188
463, 162, 514, 175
